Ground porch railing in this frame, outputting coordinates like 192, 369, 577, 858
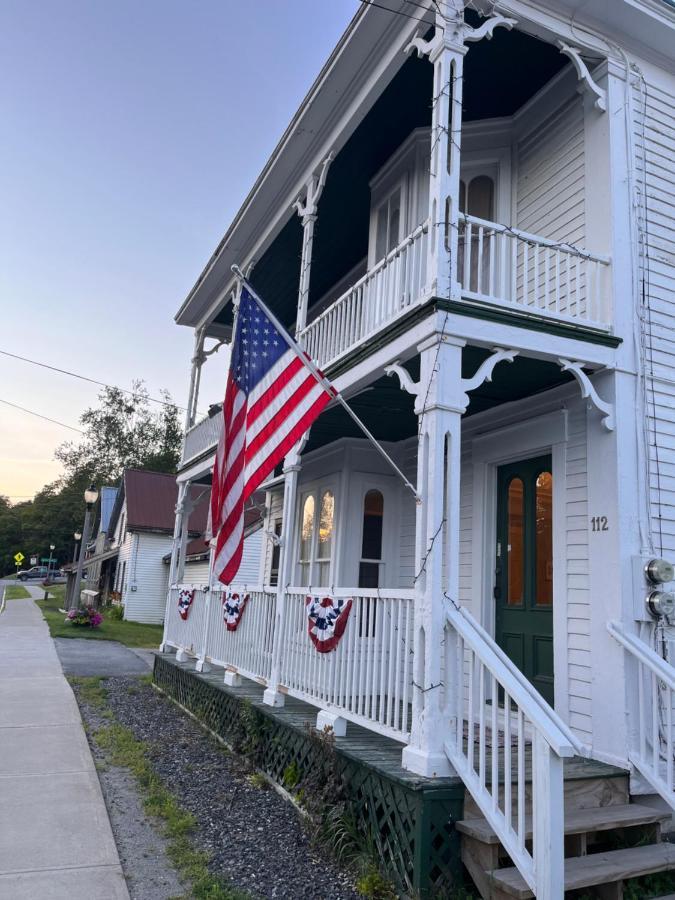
165, 585, 208, 657
444, 599, 582, 899
204, 587, 276, 685
279, 588, 414, 740
298, 221, 429, 370
458, 214, 611, 329
608, 620, 675, 811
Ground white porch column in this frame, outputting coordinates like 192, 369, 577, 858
402, 333, 464, 777
160, 480, 190, 651
425, 3, 466, 303
293, 154, 333, 333
263, 442, 304, 707
185, 327, 206, 432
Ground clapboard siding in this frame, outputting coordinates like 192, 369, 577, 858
123, 532, 173, 625
237, 529, 264, 585
517, 95, 585, 246
634, 73, 675, 557
566, 402, 592, 741
184, 558, 210, 585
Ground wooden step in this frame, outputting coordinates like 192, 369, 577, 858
490, 843, 675, 899
457, 802, 670, 844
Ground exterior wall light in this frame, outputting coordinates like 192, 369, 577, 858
646, 590, 675, 619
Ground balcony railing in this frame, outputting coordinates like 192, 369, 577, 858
458, 214, 611, 329
178, 215, 612, 470
181, 410, 222, 467
298, 220, 430, 370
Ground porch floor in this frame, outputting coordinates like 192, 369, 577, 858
155, 652, 625, 788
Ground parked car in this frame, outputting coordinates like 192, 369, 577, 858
16, 566, 50, 581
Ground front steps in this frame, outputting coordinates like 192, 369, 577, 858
458, 764, 675, 898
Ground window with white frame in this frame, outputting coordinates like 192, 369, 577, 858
297, 486, 335, 587
373, 185, 403, 262
358, 489, 384, 589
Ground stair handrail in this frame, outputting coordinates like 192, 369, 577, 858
608, 619, 675, 811
449, 599, 586, 757
608, 620, 675, 690
444, 598, 577, 899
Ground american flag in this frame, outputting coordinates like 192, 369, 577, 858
211, 285, 334, 585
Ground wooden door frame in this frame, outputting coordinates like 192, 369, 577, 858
470, 409, 569, 721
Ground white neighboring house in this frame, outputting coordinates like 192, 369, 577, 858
161, 1, 675, 895
107, 469, 210, 624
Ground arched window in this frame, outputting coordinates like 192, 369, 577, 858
317, 490, 334, 587
459, 173, 496, 294
297, 487, 335, 587
358, 490, 384, 589
299, 494, 314, 586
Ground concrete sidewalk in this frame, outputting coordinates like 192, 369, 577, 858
0, 586, 129, 899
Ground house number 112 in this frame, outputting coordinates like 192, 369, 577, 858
591, 516, 609, 532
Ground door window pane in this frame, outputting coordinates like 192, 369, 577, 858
535, 471, 553, 606
507, 477, 524, 606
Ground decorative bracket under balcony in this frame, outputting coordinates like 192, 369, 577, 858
405, 12, 516, 59
385, 347, 518, 414
558, 359, 615, 431
558, 42, 607, 112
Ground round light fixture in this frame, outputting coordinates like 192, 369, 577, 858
84, 484, 99, 506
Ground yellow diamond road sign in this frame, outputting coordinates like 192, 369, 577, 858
14, 552, 24, 564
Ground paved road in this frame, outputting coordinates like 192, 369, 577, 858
0, 584, 129, 899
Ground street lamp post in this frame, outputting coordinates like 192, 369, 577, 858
70, 485, 99, 611
47, 544, 55, 581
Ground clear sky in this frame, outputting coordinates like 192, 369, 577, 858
0, 0, 359, 501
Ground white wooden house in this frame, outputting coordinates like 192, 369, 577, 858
161, 1, 675, 895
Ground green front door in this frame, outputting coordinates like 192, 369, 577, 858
494, 455, 554, 706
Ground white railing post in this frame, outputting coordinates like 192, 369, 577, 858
532, 731, 565, 900
195, 546, 216, 673
402, 333, 464, 777
160, 481, 190, 652
263, 439, 306, 707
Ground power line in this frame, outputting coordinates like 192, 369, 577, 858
0, 398, 84, 434
357, 0, 431, 23
0, 348, 187, 411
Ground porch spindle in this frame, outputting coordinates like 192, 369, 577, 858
263, 442, 304, 707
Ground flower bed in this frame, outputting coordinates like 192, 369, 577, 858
65, 606, 103, 628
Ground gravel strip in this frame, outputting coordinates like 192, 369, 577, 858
77, 692, 187, 900
77, 676, 360, 900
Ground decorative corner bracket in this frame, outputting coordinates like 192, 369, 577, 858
385, 348, 518, 414
404, 13, 515, 59
385, 361, 424, 412
293, 153, 334, 223
558, 42, 607, 112
463, 15, 517, 43
459, 348, 518, 410
559, 359, 615, 431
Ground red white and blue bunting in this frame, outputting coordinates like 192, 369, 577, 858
177, 588, 195, 621
222, 592, 250, 632
306, 595, 353, 653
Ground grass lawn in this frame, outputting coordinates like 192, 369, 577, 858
37, 584, 163, 649
3, 585, 30, 600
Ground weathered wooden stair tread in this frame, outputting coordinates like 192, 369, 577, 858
490, 843, 675, 898
456, 803, 670, 843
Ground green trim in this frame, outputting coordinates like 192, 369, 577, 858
326, 296, 621, 380
436, 297, 623, 348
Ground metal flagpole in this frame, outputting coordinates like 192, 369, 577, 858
231, 265, 421, 502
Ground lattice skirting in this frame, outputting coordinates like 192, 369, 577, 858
153, 654, 464, 898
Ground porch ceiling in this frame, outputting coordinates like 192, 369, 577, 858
211, 22, 568, 335
304, 347, 574, 454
